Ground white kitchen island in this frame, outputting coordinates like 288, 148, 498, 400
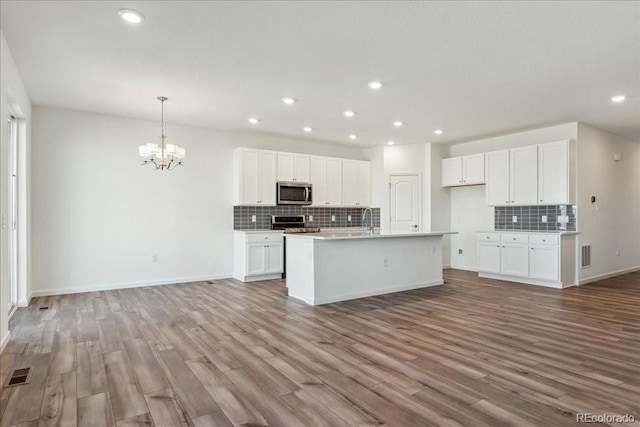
285, 230, 456, 305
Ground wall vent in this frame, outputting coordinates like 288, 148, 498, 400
581, 245, 591, 268
4, 368, 31, 387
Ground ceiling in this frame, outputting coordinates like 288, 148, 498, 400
1, 1, 638, 146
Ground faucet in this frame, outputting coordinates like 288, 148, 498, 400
362, 208, 375, 234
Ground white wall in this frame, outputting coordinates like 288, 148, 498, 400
31, 106, 365, 296
576, 123, 640, 282
446, 123, 578, 270
0, 31, 32, 350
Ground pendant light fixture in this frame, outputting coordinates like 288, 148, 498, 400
138, 96, 186, 170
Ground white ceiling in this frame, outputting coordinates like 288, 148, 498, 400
1, 1, 638, 146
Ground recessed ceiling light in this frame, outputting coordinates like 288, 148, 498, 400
387, 141, 395, 146
118, 9, 145, 24
344, 110, 355, 117
248, 117, 260, 124
303, 127, 312, 133
434, 129, 443, 135
349, 134, 357, 140
393, 121, 403, 127
611, 95, 626, 103
368, 81, 383, 90
282, 97, 296, 105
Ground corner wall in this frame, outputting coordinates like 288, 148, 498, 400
576, 123, 640, 282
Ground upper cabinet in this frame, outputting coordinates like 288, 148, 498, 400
277, 152, 310, 182
310, 156, 343, 206
485, 140, 574, 206
233, 148, 277, 206
342, 160, 371, 207
442, 154, 485, 187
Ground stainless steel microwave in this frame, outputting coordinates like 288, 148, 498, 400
277, 182, 312, 205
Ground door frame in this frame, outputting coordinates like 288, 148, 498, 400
388, 173, 422, 232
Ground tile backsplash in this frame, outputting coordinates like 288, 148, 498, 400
494, 205, 576, 231
234, 206, 381, 230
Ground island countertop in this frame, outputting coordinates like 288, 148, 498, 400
285, 230, 457, 241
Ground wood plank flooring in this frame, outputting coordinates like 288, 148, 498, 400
1, 269, 638, 426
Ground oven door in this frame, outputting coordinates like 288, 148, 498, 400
277, 182, 312, 205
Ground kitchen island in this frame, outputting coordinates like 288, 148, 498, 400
285, 230, 456, 305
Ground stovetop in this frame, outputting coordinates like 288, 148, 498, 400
283, 227, 321, 234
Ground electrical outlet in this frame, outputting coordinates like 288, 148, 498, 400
309, 215, 313, 222
151, 255, 158, 263
348, 215, 352, 222
383, 258, 388, 267
331, 215, 336, 222
458, 249, 463, 255
512, 215, 518, 223
251, 215, 256, 222
541, 215, 547, 223
616, 248, 621, 256
431, 246, 436, 254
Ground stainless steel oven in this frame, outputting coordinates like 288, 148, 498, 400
276, 182, 312, 205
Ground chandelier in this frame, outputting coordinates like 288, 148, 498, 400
138, 96, 186, 170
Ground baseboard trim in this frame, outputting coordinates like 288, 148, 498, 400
0, 333, 10, 353
478, 272, 570, 289
31, 273, 233, 297
18, 293, 32, 307
449, 264, 478, 272
578, 266, 640, 286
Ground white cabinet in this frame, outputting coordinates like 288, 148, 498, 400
233, 148, 277, 206
509, 146, 538, 205
485, 150, 511, 206
477, 232, 576, 288
538, 140, 572, 205
233, 232, 284, 282
442, 154, 485, 187
278, 152, 310, 182
310, 156, 343, 206
342, 160, 371, 207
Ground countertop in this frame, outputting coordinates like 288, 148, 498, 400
234, 229, 284, 234
477, 230, 579, 235
285, 231, 457, 241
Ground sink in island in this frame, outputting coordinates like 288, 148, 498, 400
285, 230, 457, 305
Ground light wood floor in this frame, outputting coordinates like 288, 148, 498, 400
1, 270, 638, 426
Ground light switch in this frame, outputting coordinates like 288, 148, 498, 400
512, 215, 518, 223
541, 215, 547, 223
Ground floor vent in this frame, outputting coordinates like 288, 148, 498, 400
206, 281, 217, 284
5, 368, 31, 387
581, 245, 591, 268
39, 306, 50, 310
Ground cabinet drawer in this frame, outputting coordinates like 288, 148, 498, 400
529, 234, 560, 246
501, 233, 529, 244
246, 233, 283, 243
477, 233, 500, 242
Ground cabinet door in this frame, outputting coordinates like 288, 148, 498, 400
529, 245, 559, 281
310, 156, 327, 206
239, 149, 260, 204
510, 146, 538, 205
442, 157, 463, 187
538, 141, 568, 205
462, 154, 485, 185
486, 150, 510, 206
326, 158, 343, 206
501, 243, 529, 277
259, 151, 277, 205
277, 152, 294, 181
293, 154, 310, 182
265, 242, 284, 274
478, 242, 501, 274
246, 244, 266, 276
356, 161, 371, 206
342, 160, 358, 206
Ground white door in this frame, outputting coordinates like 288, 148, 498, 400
293, 154, 310, 182
442, 157, 462, 187
389, 175, 421, 233
485, 150, 510, 206
342, 160, 358, 206
510, 146, 538, 205
277, 152, 294, 181
325, 158, 343, 206
310, 156, 327, 206
501, 243, 529, 277
260, 151, 277, 205
246, 244, 266, 276
478, 242, 501, 273
356, 161, 371, 206
538, 141, 568, 205
265, 243, 284, 274
241, 149, 260, 204
462, 154, 485, 185
529, 245, 559, 281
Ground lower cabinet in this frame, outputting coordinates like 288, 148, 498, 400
234, 231, 284, 282
477, 232, 575, 288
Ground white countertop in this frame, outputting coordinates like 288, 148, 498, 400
477, 230, 579, 235
285, 230, 457, 241
234, 229, 284, 234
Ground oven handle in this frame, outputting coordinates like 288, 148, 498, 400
305, 187, 309, 202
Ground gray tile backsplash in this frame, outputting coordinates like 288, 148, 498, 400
234, 206, 381, 230
494, 205, 576, 231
